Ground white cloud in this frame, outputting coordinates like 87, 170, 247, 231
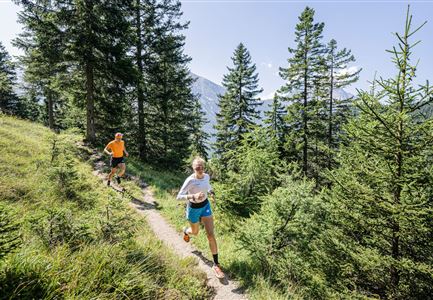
336, 66, 360, 76
259, 90, 277, 100
260, 62, 273, 69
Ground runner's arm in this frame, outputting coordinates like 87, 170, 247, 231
209, 190, 216, 203
104, 144, 112, 156
208, 176, 216, 202
176, 178, 194, 201
124, 145, 129, 157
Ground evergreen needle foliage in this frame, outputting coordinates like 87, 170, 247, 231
214, 43, 263, 167
326, 7, 433, 298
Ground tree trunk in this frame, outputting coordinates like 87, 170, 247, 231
390, 145, 402, 296
303, 43, 308, 176
47, 86, 54, 130
162, 61, 168, 160
84, 0, 96, 143
86, 60, 95, 143
390, 45, 406, 297
135, 1, 146, 160
238, 77, 243, 142
328, 52, 334, 169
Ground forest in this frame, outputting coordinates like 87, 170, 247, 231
1, 1, 432, 299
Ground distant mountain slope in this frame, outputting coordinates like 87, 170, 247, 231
190, 72, 225, 138
190, 72, 354, 142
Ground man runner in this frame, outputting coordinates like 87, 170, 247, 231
104, 132, 129, 186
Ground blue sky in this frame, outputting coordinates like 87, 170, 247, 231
1, 0, 432, 98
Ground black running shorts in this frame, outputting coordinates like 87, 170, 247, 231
111, 157, 125, 168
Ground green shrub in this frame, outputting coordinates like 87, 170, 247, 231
29, 207, 93, 251
216, 128, 285, 217
238, 177, 336, 299
98, 200, 137, 244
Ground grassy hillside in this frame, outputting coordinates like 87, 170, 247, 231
0, 115, 211, 299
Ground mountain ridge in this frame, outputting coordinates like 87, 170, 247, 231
190, 71, 354, 142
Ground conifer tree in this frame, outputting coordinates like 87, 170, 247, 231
18, 84, 43, 121
58, 0, 134, 143
132, 0, 155, 160
264, 93, 287, 157
145, 31, 196, 167
132, 0, 191, 165
14, 0, 66, 129
278, 7, 325, 177
214, 43, 263, 165
187, 94, 210, 160
309, 76, 328, 184
323, 39, 360, 168
327, 7, 433, 298
0, 42, 20, 116
218, 128, 282, 217
0, 204, 20, 261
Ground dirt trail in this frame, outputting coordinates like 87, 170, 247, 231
90, 154, 247, 300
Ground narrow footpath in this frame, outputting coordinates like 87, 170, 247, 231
91, 153, 248, 300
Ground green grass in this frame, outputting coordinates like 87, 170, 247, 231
126, 158, 305, 300
0, 115, 211, 299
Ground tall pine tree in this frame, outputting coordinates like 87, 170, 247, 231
327, 7, 433, 298
132, 0, 148, 160
264, 93, 287, 157
132, 0, 193, 166
58, 0, 134, 143
323, 39, 360, 168
0, 42, 20, 116
145, 31, 196, 167
214, 43, 263, 166
278, 7, 325, 177
187, 93, 210, 161
14, 0, 67, 130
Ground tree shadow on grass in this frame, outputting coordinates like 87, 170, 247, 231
191, 249, 250, 296
0, 267, 58, 300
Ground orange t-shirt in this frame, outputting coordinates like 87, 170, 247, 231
106, 140, 125, 158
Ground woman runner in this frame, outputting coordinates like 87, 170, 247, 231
176, 157, 225, 279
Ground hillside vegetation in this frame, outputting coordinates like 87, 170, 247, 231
0, 115, 211, 300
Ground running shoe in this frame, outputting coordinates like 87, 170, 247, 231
183, 227, 190, 243
213, 264, 225, 279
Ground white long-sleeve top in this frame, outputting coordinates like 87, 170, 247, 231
176, 173, 212, 203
